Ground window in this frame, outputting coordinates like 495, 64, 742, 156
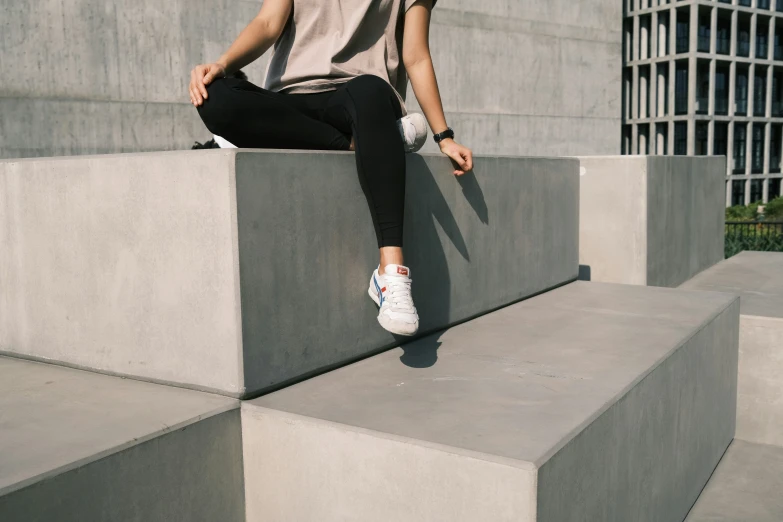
675, 122, 688, 155
773, 74, 783, 116
734, 123, 747, 173
770, 178, 782, 199
736, 72, 749, 115
717, 18, 731, 55
715, 66, 730, 114
697, 64, 710, 114
732, 180, 746, 207
750, 179, 764, 204
738, 27, 751, 57
698, 16, 711, 52
752, 123, 765, 174
677, 17, 689, 53
714, 123, 728, 157
771, 125, 782, 173
675, 64, 688, 115
757, 24, 770, 59
754, 72, 767, 116
623, 125, 632, 155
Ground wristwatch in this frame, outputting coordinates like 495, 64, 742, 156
433, 127, 455, 144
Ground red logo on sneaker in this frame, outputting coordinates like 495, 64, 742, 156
381, 287, 386, 293
397, 267, 409, 276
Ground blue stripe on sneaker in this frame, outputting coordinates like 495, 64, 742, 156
373, 275, 384, 306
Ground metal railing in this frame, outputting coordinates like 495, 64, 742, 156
725, 221, 783, 258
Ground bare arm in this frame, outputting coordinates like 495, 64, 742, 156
189, 0, 292, 106
403, 1, 473, 174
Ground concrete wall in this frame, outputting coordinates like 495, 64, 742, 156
0, 150, 579, 397
680, 252, 783, 448
0, 0, 622, 159
578, 156, 726, 287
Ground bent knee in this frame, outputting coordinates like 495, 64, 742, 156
196, 79, 234, 133
347, 74, 396, 98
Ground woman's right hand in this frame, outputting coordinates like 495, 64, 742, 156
189, 63, 227, 106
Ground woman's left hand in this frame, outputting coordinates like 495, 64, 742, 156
439, 139, 473, 176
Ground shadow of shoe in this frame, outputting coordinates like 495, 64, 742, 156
399, 334, 441, 368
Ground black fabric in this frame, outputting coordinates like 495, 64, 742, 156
197, 75, 406, 247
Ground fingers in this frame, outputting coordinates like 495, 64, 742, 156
198, 68, 210, 100
189, 69, 202, 106
463, 149, 474, 172
189, 66, 211, 106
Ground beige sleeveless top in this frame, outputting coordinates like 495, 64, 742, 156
264, 0, 434, 102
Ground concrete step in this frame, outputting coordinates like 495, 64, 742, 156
0, 151, 579, 397
0, 356, 243, 522
578, 156, 725, 287
685, 439, 783, 522
681, 251, 783, 446
242, 282, 740, 522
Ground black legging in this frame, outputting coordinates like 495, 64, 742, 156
197, 74, 406, 248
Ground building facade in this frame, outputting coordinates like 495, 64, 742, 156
623, 0, 783, 206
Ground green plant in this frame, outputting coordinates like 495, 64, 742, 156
725, 203, 759, 222
764, 197, 783, 220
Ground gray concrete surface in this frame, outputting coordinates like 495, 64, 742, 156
243, 282, 739, 521
1, 0, 621, 159
0, 150, 578, 397
681, 251, 783, 447
685, 440, 783, 522
681, 251, 783, 320
578, 156, 726, 287
0, 356, 243, 521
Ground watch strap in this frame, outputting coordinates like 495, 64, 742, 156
433, 128, 455, 144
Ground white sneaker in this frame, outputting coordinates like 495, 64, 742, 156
397, 113, 428, 153
368, 264, 419, 336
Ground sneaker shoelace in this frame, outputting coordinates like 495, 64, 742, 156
383, 275, 415, 313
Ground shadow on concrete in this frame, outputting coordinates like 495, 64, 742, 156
457, 171, 489, 225
399, 156, 487, 368
578, 265, 591, 281
399, 334, 442, 368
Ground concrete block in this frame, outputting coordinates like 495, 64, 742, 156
0, 150, 578, 397
243, 282, 739, 522
681, 251, 783, 447
0, 357, 243, 522
685, 439, 783, 522
578, 156, 726, 287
